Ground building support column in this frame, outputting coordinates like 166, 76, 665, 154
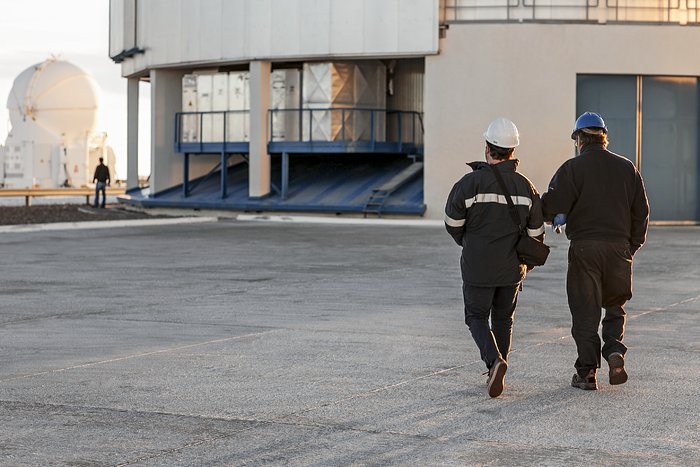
150, 69, 185, 195
281, 152, 289, 200
249, 60, 271, 198
183, 153, 189, 197
126, 77, 139, 190
220, 151, 229, 198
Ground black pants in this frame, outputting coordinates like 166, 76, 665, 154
463, 283, 519, 369
567, 240, 632, 375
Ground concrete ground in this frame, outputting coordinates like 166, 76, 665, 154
0, 220, 697, 466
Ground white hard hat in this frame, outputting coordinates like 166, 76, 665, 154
483, 117, 520, 148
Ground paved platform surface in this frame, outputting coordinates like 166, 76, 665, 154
0, 221, 698, 466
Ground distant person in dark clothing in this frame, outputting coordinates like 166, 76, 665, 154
93, 157, 110, 208
542, 112, 649, 391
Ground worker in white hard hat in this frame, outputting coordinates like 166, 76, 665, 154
542, 112, 649, 391
444, 117, 545, 398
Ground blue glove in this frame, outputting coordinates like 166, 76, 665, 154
552, 213, 567, 233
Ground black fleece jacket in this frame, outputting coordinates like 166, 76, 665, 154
541, 144, 649, 255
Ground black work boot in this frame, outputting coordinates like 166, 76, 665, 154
487, 358, 508, 398
608, 352, 628, 385
571, 369, 598, 390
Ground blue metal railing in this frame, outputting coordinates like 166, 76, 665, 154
175, 108, 424, 153
267, 108, 424, 147
175, 110, 251, 152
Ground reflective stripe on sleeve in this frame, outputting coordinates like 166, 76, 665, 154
444, 214, 466, 228
527, 225, 545, 237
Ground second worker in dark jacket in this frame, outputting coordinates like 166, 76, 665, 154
445, 118, 545, 398
541, 112, 649, 391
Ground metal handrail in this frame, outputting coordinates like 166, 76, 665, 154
442, 0, 699, 23
175, 108, 425, 149
604, 0, 690, 23
267, 108, 424, 146
175, 110, 251, 146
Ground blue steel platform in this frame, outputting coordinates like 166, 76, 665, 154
119, 155, 425, 215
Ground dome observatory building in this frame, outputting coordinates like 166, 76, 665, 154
1, 58, 116, 189
111, 0, 700, 222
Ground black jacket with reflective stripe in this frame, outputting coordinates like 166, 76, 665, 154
444, 159, 545, 286
541, 144, 649, 255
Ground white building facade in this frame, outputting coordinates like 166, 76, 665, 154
110, 0, 700, 221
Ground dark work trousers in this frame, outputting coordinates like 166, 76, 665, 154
567, 240, 632, 375
463, 283, 520, 369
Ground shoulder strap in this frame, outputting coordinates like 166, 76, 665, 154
489, 164, 524, 231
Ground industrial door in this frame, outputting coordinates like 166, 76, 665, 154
577, 74, 700, 221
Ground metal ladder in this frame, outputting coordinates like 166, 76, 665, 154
363, 190, 391, 217
362, 161, 423, 218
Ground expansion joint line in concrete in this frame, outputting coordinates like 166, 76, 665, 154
0, 330, 279, 383
629, 292, 700, 320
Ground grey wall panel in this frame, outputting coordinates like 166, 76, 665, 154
165, 0, 184, 64
399, 0, 437, 53
248, 0, 273, 57
221, 0, 247, 60
116, 0, 439, 77
181, 0, 201, 61
109, 0, 125, 57
109, 0, 136, 57
329, 1, 363, 55
143, 0, 171, 66
642, 77, 699, 221
271, 2, 302, 56
363, 0, 399, 54
576, 75, 637, 162
199, 0, 224, 61
299, 0, 332, 56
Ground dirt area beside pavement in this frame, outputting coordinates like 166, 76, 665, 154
0, 204, 165, 226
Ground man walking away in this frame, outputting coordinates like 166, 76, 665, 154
542, 112, 649, 391
444, 118, 545, 398
93, 157, 111, 208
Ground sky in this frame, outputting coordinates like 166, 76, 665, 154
0, 0, 150, 178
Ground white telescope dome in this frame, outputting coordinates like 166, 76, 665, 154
7, 58, 99, 138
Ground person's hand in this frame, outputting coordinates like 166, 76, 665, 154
552, 213, 567, 234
